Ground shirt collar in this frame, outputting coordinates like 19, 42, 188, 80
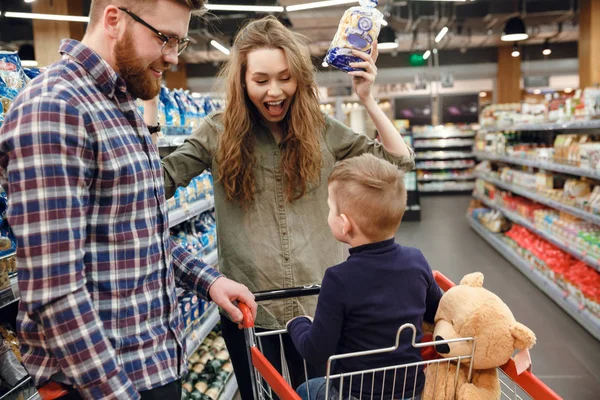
349, 237, 396, 255
59, 39, 127, 99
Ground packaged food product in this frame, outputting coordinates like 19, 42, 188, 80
325, 0, 383, 72
0, 52, 27, 91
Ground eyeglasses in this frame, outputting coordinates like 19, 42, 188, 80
118, 7, 190, 56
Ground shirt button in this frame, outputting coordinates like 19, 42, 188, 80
282, 231, 287, 236
274, 151, 279, 156
276, 177, 282, 182
279, 205, 284, 210
284, 256, 289, 261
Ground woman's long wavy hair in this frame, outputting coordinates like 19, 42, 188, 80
216, 16, 325, 207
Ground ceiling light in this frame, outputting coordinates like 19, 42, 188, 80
479, 92, 487, 97
533, 89, 541, 95
21, 60, 38, 67
435, 26, 449, 43
205, 4, 284, 12
210, 40, 230, 55
502, 17, 528, 42
24, 0, 36, 3
4, 11, 90, 22
564, 88, 573, 93
286, 0, 357, 12
511, 44, 520, 58
433, 48, 438, 54
423, 50, 431, 60
542, 39, 551, 56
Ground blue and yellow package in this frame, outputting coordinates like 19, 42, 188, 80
325, 0, 383, 72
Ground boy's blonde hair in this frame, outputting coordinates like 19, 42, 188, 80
328, 154, 407, 241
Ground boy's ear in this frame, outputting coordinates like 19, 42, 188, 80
340, 213, 352, 236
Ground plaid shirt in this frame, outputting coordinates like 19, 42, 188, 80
0, 40, 221, 399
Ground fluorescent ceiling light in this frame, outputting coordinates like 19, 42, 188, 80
479, 92, 487, 97
4, 11, 90, 22
286, 0, 358, 12
435, 26, 449, 43
423, 50, 431, 60
21, 60, 39, 67
564, 88, 573, 93
533, 89, 541, 95
205, 4, 284, 12
24, 0, 36, 3
378, 42, 398, 50
210, 40, 230, 55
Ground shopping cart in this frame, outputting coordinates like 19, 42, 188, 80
238, 270, 562, 400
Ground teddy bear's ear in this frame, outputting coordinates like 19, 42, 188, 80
459, 272, 484, 287
511, 322, 537, 350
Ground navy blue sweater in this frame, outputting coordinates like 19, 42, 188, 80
287, 238, 442, 399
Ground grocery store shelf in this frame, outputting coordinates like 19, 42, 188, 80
219, 375, 238, 400
413, 132, 475, 139
0, 251, 15, 261
468, 216, 600, 341
473, 152, 600, 180
169, 198, 215, 228
473, 193, 600, 273
416, 151, 474, 160
0, 273, 19, 311
157, 135, 190, 148
475, 172, 600, 226
185, 304, 220, 358
419, 183, 474, 192
414, 139, 474, 149
480, 119, 600, 132
0, 376, 33, 400
418, 175, 475, 182
416, 161, 476, 170
203, 248, 218, 266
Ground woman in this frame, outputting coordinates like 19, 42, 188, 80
153, 16, 414, 399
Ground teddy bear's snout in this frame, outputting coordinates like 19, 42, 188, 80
434, 336, 451, 354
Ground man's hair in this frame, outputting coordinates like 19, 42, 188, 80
89, 0, 205, 28
328, 154, 407, 241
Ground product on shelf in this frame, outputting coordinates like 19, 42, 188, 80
325, 0, 382, 72
183, 324, 233, 400
471, 208, 511, 233
179, 293, 211, 332
167, 172, 214, 213
171, 210, 217, 259
502, 224, 600, 318
0, 324, 28, 393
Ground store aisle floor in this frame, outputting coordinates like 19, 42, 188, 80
395, 195, 600, 400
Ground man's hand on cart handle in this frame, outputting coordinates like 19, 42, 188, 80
209, 277, 257, 323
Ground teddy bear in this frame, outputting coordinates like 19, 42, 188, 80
421, 272, 537, 400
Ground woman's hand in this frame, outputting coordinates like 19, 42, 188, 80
348, 41, 379, 103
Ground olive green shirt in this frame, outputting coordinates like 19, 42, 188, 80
162, 113, 415, 329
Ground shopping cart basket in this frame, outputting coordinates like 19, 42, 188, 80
238, 270, 562, 400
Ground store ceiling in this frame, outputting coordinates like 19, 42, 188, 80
0, 0, 580, 65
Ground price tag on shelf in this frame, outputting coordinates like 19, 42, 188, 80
562, 290, 569, 299
578, 303, 585, 311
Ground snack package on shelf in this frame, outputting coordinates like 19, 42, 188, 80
325, 0, 383, 72
183, 324, 233, 400
166, 172, 214, 213
474, 208, 511, 233
171, 210, 217, 258
503, 224, 600, 317
179, 293, 210, 332
0, 52, 28, 92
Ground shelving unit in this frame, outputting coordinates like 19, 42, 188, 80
220, 376, 238, 400
480, 119, 600, 132
185, 304, 220, 357
473, 152, 600, 180
412, 127, 476, 194
473, 192, 600, 273
474, 172, 600, 226
169, 198, 215, 228
468, 215, 600, 341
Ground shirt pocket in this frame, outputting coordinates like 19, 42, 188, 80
255, 154, 268, 194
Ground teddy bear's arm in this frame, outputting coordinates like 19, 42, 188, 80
458, 369, 501, 400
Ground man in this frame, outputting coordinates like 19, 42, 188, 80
0, 1, 257, 399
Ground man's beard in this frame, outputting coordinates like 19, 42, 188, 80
114, 30, 163, 100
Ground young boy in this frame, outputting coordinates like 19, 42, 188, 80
287, 154, 443, 400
